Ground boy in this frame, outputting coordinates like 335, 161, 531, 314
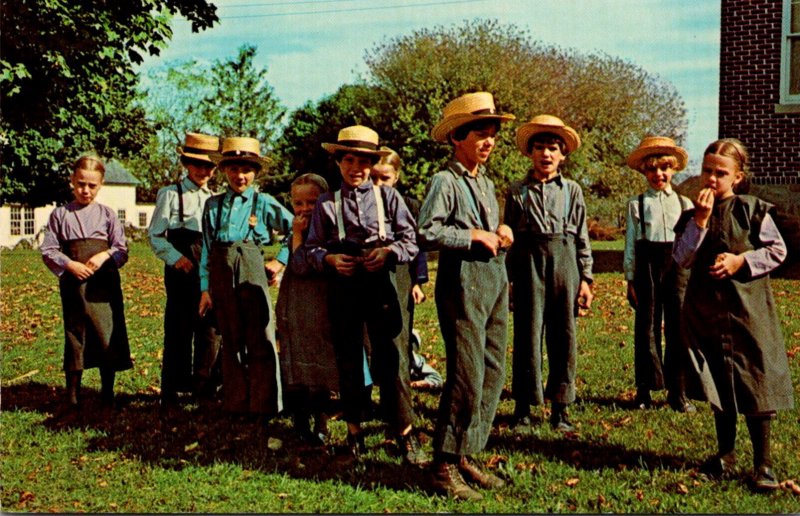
370, 149, 442, 391
418, 92, 515, 501
297, 125, 427, 467
504, 114, 593, 432
624, 136, 694, 412
198, 137, 292, 421
148, 132, 222, 415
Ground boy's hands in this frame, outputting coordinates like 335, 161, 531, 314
577, 280, 594, 317
496, 224, 514, 249
199, 291, 212, 317
710, 252, 745, 280
411, 284, 426, 304
363, 247, 392, 272
173, 256, 194, 273
694, 187, 715, 228
626, 281, 637, 309
265, 259, 284, 286
325, 253, 358, 276
470, 229, 502, 256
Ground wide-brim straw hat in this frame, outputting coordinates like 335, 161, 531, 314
516, 114, 581, 156
626, 136, 688, 172
210, 137, 270, 170
321, 125, 392, 157
176, 132, 220, 163
431, 92, 515, 143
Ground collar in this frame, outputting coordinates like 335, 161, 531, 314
340, 180, 374, 196
225, 185, 255, 201
645, 186, 674, 197
526, 172, 563, 187
182, 176, 211, 194
448, 159, 484, 179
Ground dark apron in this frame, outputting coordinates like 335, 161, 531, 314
59, 238, 132, 373
510, 232, 579, 406
162, 182, 221, 395
681, 196, 794, 414
208, 195, 282, 415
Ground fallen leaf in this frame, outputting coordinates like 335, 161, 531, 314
486, 454, 507, 469
184, 442, 199, 452
565, 477, 580, 487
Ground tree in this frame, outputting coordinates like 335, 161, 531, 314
0, 0, 218, 205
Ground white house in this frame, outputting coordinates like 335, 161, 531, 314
0, 160, 155, 249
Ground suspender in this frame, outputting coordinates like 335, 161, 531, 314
333, 185, 386, 242
637, 192, 690, 241
458, 176, 483, 228
176, 181, 185, 226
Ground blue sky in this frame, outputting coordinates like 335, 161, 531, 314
138, 0, 720, 171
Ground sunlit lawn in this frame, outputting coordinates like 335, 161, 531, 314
1, 241, 799, 513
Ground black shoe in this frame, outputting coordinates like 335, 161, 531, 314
397, 432, 430, 467
635, 389, 652, 410
752, 465, 779, 492
550, 407, 575, 432
346, 432, 366, 460
667, 393, 696, 413
510, 408, 532, 428
429, 462, 483, 501
700, 452, 736, 479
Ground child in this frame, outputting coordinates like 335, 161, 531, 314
623, 136, 695, 412
148, 132, 222, 415
198, 137, 293, 422
673, 138, 793, 492
40, 155, 133, 415
418, 92, 515, 501
504, 114, 593, 432
370, 148, 442, 391
297, 125, 427, 467
276, 173, 338, 446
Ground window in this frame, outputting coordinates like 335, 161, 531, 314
781, 0, 800, 104
138, 212, 148, 227
9, 205, 34, 236
117, 209, 126, 224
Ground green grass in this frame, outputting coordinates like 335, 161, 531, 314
2, 242, 799, 513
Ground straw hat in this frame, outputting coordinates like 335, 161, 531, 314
176, 132, 220, 163
431, 92, 515, 143
626, 136, 688, 172
321, 125, 392, 157
211, 137, 270, 170
516, 114, 581, 156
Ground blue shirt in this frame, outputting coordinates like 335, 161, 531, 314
296, 181, 418, 274
199, 185, 293, 291
148, 176, 214, 266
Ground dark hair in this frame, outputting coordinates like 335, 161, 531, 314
450, 119, 501, 143
180, 155, 214, 168
73, 155, 105, 176
527, 132, 567, 155
333, 150, 380, 165
291, 172, 329, 194
220, 159, 260, 172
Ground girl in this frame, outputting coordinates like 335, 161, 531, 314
276, 173, 338, 446
41, 155, 133, 416
673, 138, 794, 491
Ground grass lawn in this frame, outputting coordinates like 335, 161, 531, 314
2, 241, 799, 513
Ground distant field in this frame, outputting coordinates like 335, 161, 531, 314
1, 242, 798, 513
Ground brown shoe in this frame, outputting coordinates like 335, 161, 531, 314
429, 462, 483, 501
459, 456, 505, 489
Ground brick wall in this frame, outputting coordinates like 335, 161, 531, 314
719, 0, 800, 185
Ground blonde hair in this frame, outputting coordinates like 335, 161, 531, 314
704, 138, 750, 192
73, 155, 105, 176
291, 173, 329, 194
640, 154, 678, 172
377, 147, 402, 171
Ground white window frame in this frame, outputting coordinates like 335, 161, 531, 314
138, 212, 148, 227
10, 206, 21, 236
117, 209, 127, 224
22, 207, 34, 235
780, 0, 800, 105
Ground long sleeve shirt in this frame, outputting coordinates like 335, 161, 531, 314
503, 173, 593, 283
148, 176, 214, 266
199, 186, 293, 292
297, 181, 418, 274
418, 160, 501, 252
40, 201, 128, 277
672, 211, 786, 278
623, 187, 691, 281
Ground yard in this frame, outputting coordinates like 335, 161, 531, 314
1, 242, 799, 513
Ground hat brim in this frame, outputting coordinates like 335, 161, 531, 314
431, 113, 516, 143
516, 124, 581, 156
321, 143, 392, 157
210, 153, 271, 171
176, 145, 216, 163
626, 146, 688, 172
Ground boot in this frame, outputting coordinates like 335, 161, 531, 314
100, 368, 116, 408
429, 461, 483, 501
550, 403, 575, 432
459, 456, 505, 489
397, 431, 430, 467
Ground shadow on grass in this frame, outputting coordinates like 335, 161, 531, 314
1, 381, 428, 494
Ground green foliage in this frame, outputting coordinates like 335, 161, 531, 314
0, 0, 218, 205
2, 243, 799, 512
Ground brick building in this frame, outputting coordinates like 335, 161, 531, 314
718, 0, 799, 185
